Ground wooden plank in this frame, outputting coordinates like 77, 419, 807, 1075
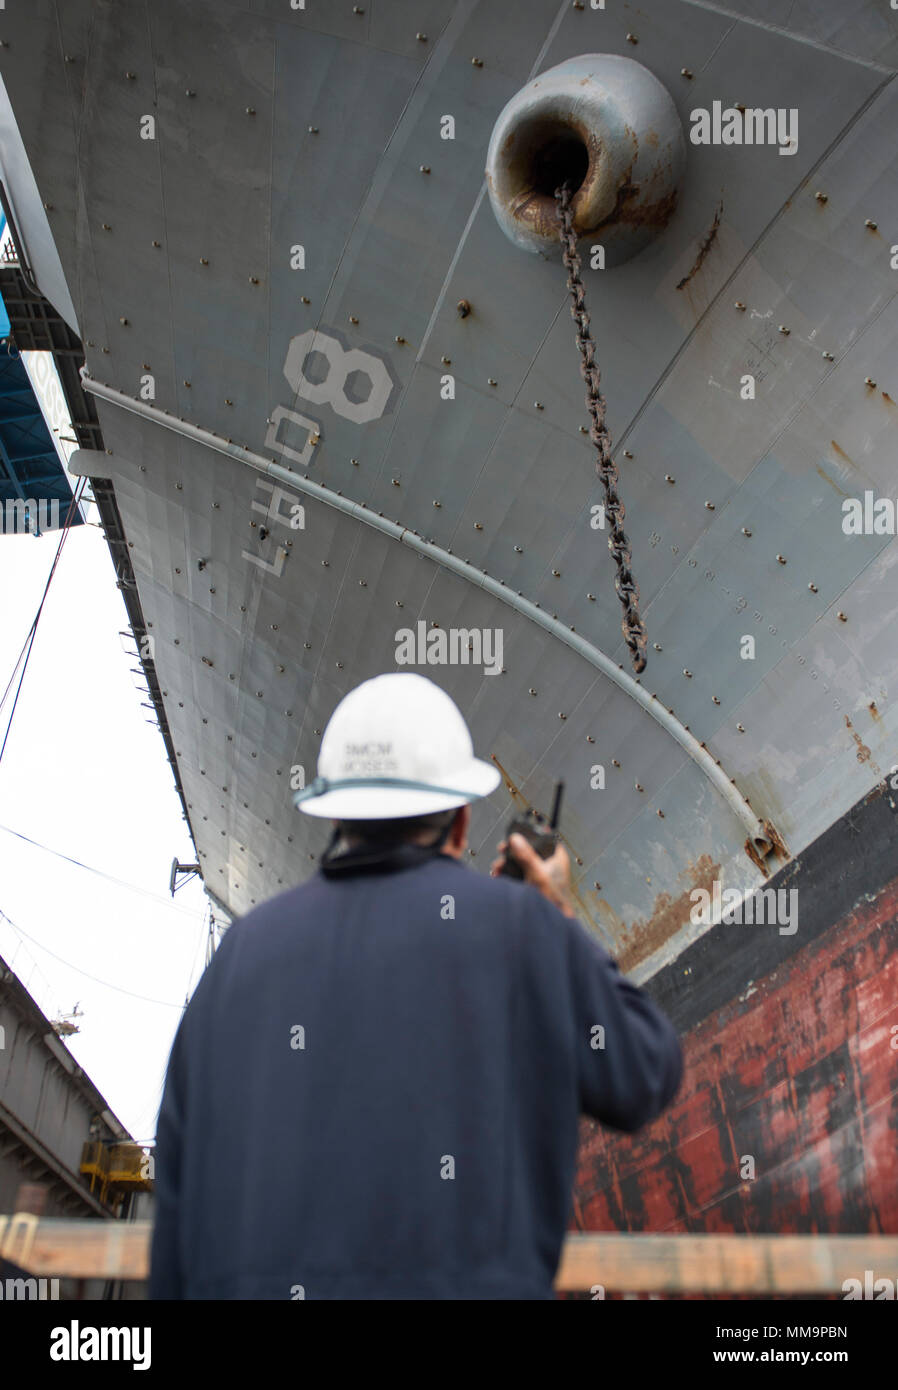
5, 1218, 898, 1291
555, 1234, 898, 1293
0, 1216, 150, 1281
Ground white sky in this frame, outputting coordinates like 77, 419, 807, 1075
0, 518, 211, 1142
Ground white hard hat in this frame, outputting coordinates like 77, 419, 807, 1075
294, 672, 501, 819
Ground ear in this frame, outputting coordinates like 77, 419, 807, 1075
453, 804, 471, 848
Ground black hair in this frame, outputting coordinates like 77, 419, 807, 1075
336, 807, 460, 847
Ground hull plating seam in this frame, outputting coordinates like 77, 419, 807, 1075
78, 370, 775, 863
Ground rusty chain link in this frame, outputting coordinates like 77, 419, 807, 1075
555, 182, 648, 674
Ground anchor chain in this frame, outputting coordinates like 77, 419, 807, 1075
555, 182, 648, 674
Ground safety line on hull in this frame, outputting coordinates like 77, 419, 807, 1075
77, 371, 774, 862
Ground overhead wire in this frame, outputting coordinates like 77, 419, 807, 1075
0, 824, 207, 920
0, 473, 211, 1136
0, 480, 86, 767
0, 907, 186, 1009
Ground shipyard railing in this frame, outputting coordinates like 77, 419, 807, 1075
3, 1214, 898, 1294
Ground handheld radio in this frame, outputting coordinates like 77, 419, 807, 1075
499, 782, 564, 879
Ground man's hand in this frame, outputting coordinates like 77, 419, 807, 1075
490, 834, 578, 919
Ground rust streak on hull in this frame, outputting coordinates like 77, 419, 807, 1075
676, 200, 723, 290
616, 854, 721, 973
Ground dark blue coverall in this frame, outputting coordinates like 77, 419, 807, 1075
150, 850, 682, 1299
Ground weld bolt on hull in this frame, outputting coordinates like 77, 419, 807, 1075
865, 377, 876, 388
838, 612, 847, 622
456, 301, 471, 318
865, 219, 878, 230
809, 582, 818, 593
